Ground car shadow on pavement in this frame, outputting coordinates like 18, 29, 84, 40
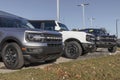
0, 61, 53, 70
24, 61, 53, 68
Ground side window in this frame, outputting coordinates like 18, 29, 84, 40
0, 17, 18, 28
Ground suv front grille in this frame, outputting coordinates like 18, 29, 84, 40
26, 31, 62, 47
44, 33, 62, 47
100, 36, 116, 42
44, 34, 62, 42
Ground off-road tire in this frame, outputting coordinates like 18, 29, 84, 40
108, 46, 117, 53
2, 42, 24, 69
64, 41, 82, 59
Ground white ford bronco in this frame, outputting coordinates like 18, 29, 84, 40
29, 20, 95, 59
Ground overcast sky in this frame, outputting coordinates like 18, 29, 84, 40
0, 0, 120, 37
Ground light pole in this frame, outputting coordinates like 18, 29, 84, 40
89, 17, 95, 27
57, 0, 60, 22
77, 3, 89, 28
116, 19, 119, 38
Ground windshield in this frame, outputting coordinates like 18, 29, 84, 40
58, 23, 69, 31
29, 21, 55, 31
26, 22, 35, 29
80, 29, 108, 36
15, 19, 35, 29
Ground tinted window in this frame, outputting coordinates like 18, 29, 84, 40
0, 17, 34, 29
80, 29, 107, 36
58, 23, 69, 31
0, 17, 18, 28
29, 21, 56, 31
29, 21, 41, 29
44, 21, 56, 31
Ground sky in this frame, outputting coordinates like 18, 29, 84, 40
0, 0, 120, 38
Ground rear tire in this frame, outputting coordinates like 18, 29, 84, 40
108, 46, 117, 53
2, 43, 24, 69
64, 41, 82, 59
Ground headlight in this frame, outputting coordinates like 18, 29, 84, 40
86, 35, 95, 42
96, 36, 100, 40
113, 37, 117, 41
26, 33, 45, 42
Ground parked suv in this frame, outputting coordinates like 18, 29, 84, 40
28, 20, 95, 59
117, 39, 120, 47
0, 11, 63, 69
79, 28, 117, 52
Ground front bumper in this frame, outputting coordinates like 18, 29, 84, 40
96, 41, 117, 48
82, 43, 95, 52
22, 45, 63, 62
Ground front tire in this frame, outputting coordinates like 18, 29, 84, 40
108, 46, 117, 53
64, 41, 82, 59
2, 43, 24, 69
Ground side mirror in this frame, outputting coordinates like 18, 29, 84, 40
55, 26, 61, 31
107, 33, 109, 35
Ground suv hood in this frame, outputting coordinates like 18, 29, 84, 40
3, 28, 61, 35
60, 31, 93, 36
60, 31, 87, 35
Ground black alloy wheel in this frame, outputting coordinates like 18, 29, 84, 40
108, 46, 117, 53
2, 43, 24, 69
64, 41, 82, 59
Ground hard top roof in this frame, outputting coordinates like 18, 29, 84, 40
0, 10, 23, 19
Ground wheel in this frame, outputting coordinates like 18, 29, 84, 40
2, 43, 24, 69
108, 46, 117, 53
64, 41, 82, 59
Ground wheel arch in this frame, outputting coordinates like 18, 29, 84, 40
64, 38, 84, 52
0, 37, 23, 52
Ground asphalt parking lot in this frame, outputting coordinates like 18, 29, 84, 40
0, 48, 119, 73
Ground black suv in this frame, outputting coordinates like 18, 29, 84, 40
117, 39, 120, 47
79, 28, 117, 53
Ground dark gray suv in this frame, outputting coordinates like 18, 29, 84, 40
79, 28, 117, 53
0, 11, 63, 69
